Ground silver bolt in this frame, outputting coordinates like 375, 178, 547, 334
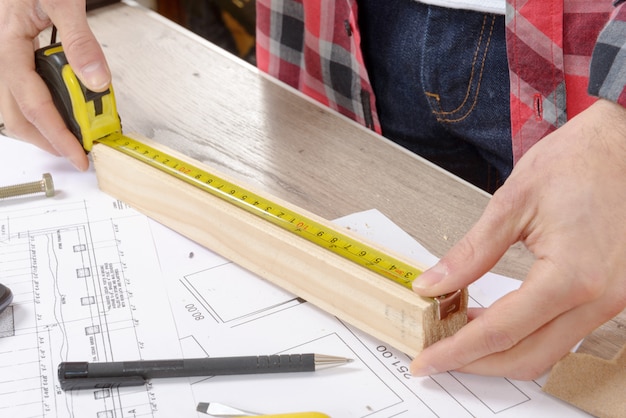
0, 173, 55, 199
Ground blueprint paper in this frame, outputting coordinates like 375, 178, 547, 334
0, 135, 589, 417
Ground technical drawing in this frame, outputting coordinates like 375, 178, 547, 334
0, 191, 589, 418
182, 262, 304, 324
0, 197, 186, 418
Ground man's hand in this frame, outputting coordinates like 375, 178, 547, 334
411, 99, 626, 380
0, 0, 111, 170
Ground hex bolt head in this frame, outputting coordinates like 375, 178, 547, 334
42, 173, 55, 197
0, 173, 55, 200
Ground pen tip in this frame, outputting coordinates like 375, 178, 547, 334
314, 354, 354, 370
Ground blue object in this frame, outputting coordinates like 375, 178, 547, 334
358, 1, 512, 192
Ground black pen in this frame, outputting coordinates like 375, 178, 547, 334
58, 353, 352, 390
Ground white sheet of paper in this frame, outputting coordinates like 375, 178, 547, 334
0, 136, 588, 417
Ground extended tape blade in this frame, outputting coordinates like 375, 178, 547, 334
95, 133, 462, 319
98, 134, 420, 287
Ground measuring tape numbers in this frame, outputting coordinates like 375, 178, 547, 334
99, 135, 422, 289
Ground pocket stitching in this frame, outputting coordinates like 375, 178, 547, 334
425, 15, 497, 124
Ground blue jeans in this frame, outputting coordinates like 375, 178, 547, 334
358, 0, 512, 193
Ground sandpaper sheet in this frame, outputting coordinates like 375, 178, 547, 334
543, 344, 626, 418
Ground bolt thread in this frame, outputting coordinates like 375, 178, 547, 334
0, 181, 46, 199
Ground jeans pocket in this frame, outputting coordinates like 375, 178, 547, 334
421, 11, 500, 124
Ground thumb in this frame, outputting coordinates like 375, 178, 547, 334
413, 191, 525, 297
44, 1, 111, 91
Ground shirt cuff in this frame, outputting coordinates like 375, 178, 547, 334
588, 5, 626, 108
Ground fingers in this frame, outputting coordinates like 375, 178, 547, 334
3, 37, 89, 170
42, 0, 111, 91
0, 91, 61, 156
452, 292, 621, 380
0, 0, 107, 169
413, 184, 528, 297
411, 248, 626, 379
411, 256, 574, 377
9, 80, 89, 169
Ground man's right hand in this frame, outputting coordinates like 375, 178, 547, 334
0, 0, 111, 170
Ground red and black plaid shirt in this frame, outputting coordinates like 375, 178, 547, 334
256, 1, 625, 163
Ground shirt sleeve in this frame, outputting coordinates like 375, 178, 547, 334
588, 4, 626, 107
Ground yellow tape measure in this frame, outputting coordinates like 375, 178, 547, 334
97, 134, 422, 289
35, 43, 430, 293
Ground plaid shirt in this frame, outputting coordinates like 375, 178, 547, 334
256, 1, 625, 162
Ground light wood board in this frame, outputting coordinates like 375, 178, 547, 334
91, 135, 468, 356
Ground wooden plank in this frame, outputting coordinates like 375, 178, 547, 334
91, 134, 468, 356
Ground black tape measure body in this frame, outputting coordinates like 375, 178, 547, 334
35, 43, 121, 151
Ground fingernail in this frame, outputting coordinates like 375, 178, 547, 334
70, 155, 89, 172
80, 62, 110, 91
410, 363, 438, 377
413, 262, 447, 291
